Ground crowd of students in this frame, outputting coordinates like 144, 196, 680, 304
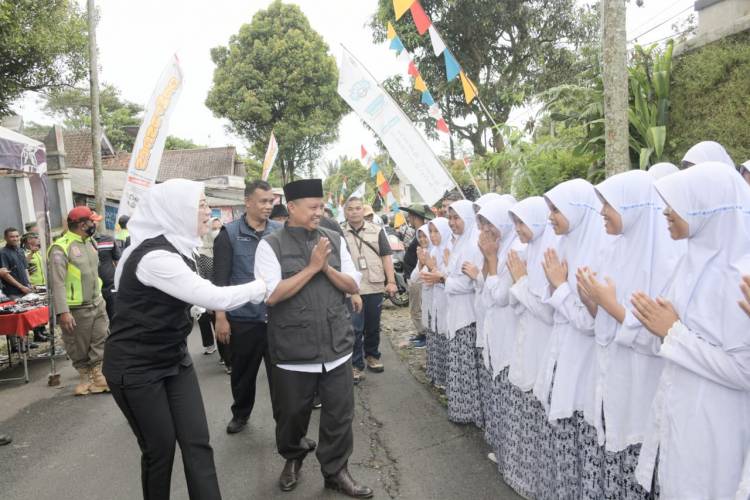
413, 141, 750, 500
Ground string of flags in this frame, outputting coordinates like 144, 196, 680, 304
390, 0, 478, 105
386, 22, 450, 135
361, 145, 400, 212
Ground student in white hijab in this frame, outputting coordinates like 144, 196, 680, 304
577, 170, 684, 499
647, 162, 679, 180
421, 217, 452, 389
443, 200, 485, 425
537, 178, 608, 499
739, 160, 750, 186
681, 140, 734, 168
412, 224, 435, 376
630, 163, 750, 500
506, 196, 560, 500
104, 179, 267, 500
476, 198, 529, 493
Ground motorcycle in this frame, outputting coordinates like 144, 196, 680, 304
386, 234, 409, 307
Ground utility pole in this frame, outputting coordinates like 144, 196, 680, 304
601, 0, 630, 176
87, 0, 104, 217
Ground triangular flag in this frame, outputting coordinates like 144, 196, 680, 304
394, 212, 406, 228
379, 182, 390, 198
348, 182, 366, 200
428, 25, 446, 56
410, 1, 431, 35
376, 171, 387, 186
436, 117, 450, 133
370, 161, 379, 177
443, 50, 460, 81
414, 74, 427, 92
428, 103, 442, 119
386, 22, 397, 41
389, 36, 405, 54
393, 0, 413, 20
386, 191, 398, 207
421, 90, 434, 106
360, 145, 368, 159
459, 70, 478, 104
407, 60, 418, 78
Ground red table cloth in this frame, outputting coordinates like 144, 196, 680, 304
0, 302, 49, 337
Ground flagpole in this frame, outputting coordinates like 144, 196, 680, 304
341, 44, 465, 200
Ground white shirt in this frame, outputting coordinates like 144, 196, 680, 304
254, 236, 361, 373
135, 250, 266, 310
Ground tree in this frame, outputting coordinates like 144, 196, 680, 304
0, 0, 88, 114
43, 84, 143, 151
165, 136, 203, 151
601, 0, 629, 176
206, 1, 347, 183
370, 0, 599, 155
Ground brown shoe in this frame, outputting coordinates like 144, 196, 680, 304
88, 363, 110, 394
365, 356, 384, 373
324, 467, 373, 498
74, 368, 91, 396
279, 457, 304, 492
353, 367, 365, 384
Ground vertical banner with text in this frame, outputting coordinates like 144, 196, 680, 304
117, 55, 184, 220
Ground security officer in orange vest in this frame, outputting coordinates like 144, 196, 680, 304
49, 207, 110, 396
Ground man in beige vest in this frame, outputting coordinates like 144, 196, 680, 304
343, 197, 397, 383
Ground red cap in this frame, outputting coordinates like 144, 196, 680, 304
67, 206, 103, 223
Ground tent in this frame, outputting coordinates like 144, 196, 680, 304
0, 126, 59, 383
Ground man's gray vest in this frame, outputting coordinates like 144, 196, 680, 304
264, 225, 354, 365
225, 216, 281, 322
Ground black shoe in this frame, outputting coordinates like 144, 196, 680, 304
33, 331, 49, 342
0, 434, 11, 446
312, 394, 321, 410
226, 417, 247, 434
27, 341, 39, 350
324, 467, 373, 498
279, 457, 304, 492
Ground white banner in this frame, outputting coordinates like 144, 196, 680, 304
261, 131, 278, 181
118, 55, 184, 219
337, 47, 458, 206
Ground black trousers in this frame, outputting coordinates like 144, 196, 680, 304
229, 320, 272, 420
102, 289, 116, 323
271, 358, 354, 477
110, 364, 221, 500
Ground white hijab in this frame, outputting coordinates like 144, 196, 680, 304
682, 141, 734, 167
473, 193, 501, 209
447, 199, 483, 274
116, 179, 205, 286
648, 162, 679, 180
428, 217, 452, 272
477, 197, 518, 269
594, 170, 684, 346
509, 196, 560, 299
654, 162, 750, 350
544, 179, 608, 293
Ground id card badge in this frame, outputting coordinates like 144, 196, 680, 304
358, 256, 368, 270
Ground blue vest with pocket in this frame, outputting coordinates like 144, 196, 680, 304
224, 216, 281, 322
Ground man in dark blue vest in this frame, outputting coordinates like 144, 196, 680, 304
255, 179, 373, 498
212, 180, 281, 434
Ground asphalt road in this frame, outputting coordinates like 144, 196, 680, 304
0, 319, 521, 500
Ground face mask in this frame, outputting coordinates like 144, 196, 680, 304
84, 225, 96, 237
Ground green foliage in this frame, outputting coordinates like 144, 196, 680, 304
323, 156, 388, 207
206, 1, 347, 183
668, 30, 750, 163
164, 136, 203, 151
43, 84, 143, 151
628, 41, 673, 168
0, 0, 88, 114
370, 0, 599, 155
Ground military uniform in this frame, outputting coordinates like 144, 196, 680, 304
49, 231, 109, 395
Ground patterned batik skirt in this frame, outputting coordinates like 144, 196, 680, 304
477, 356, 495, 444
576, 412, 605, 500
430, 333, 449, 389
498, 374, 535, 499
601, 443, 653, 500
447, 323, 483, 425
426, 326, 437, 383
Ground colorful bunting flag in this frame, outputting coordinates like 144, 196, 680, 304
375, 170, 387, 186
393, 0, 413, 20
386, 22, 397, 41
436, 118, 450, 133
443, 50, 460, 81
428, 103, 442, 119
428, 25, 446, 56
389, 36, 405, 54
420, 90, 434, 106
361, 145, 368, 160
370, 162, 379, 177
407, 60, 419, 77
414, 74, 427, 92
459, 70, 478, 104
410, 1, 431, 35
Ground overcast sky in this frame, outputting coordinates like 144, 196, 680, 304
13, 0, 696, 173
